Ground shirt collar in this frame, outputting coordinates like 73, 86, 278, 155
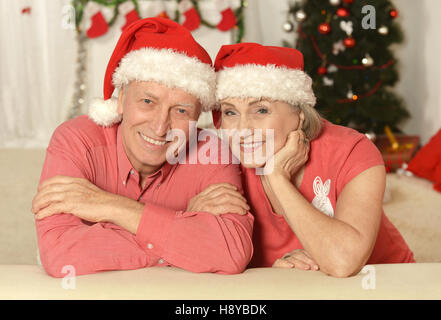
117, 125, 173, 185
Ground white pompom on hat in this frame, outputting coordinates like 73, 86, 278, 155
88, 17, 216, 127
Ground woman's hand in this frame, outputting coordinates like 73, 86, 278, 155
187, 183, 250, 216
263, 123, 310, 180
273, 249, 319, 271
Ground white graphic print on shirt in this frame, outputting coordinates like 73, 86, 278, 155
311, 176, 334, 217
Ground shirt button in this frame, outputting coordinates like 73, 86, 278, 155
147, 243, 154, 250
122, 181, 126, 186
158, 259, 164, 264
130, 169, 134, 175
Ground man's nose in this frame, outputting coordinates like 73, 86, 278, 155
151, 106, 171, 137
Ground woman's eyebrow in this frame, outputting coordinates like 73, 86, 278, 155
220, 102, 236, 108
249, 98, 269, 106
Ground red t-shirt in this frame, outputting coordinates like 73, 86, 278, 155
243, 119, 415, 268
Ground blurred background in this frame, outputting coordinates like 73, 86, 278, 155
0, 0, 440, 265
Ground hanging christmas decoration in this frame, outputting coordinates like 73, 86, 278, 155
329, 0, 341, 6
318, 22, 331, 35
327, 64, 338, 73
339, 20, 353, 36
119, 1, 140, 31
72, 0, 247, 42
343, 36, 355, 48
21, 7, 32, 15
378, 25, 389, 35
336, 7, 349, 17
216, 0, 237, 31
332, 40, 345, 55
179, 0, 201, 31
282, 20, 294, 32
342, 0, 354, 4
68, 33, 88, 120
317, 66, 328, 75
389, 9, 398, 19
294, 9, 307, 22
362, 53, 374, 66
323, 76, 334, 86
85, 2, 109, 38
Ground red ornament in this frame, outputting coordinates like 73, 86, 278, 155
342, 0, 353, 3
317, 66, 328, 75
389, 9, 398, 18
336, 7, 350, 17
318, 22, 331, 35
21, 7, 31, 14
343, 37, 355, 48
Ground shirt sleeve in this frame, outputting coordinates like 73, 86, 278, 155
36, 125, 154, 278
336, 135, 385, 195
135, 164, 254, 275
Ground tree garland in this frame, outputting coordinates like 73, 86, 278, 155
72, 0, 247, 43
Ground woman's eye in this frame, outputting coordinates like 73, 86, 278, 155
257, 107, 268, 114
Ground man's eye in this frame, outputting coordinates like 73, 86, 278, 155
224, 110, 236, 116
144, 99, 152, 104
177, 108, 186, 114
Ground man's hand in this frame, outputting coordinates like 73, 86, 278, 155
273, 249, 320, 271
187, 183, 250, 216
31, 175, 139, 224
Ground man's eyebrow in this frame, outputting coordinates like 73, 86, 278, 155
174, 103, 195, 108
143, 91, 159, 100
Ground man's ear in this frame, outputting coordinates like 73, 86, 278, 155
117, 87, 124, 115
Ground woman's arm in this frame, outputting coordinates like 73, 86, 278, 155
261, 164, 385, 277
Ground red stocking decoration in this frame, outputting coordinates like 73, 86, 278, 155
179, 0, 200, 31
216, 0, 236, 31
120, 1, 140, 31
85, 2, 108, 38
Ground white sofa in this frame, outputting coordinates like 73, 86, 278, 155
1, 148, 441, 299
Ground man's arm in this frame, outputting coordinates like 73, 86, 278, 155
35, 145, 154, 278
35, 126, 253, 277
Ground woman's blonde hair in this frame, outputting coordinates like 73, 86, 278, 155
295, 103, 323, 141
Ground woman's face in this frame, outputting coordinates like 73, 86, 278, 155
220, 97, 304, 168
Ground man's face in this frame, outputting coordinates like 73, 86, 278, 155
117, 81, 201, 175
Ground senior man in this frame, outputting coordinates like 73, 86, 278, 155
31, 18, 253, 278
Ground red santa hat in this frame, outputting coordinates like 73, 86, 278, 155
88, 17, 216, 127
213, 43, 316, 126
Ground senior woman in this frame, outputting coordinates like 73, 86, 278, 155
211, 43, 414, 278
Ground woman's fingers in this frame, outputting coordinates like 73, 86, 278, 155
273, 258, 294, 268
274, 250, 320, 271
285, 254, 319, 271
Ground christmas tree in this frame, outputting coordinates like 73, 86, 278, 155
286, 0, 409, 133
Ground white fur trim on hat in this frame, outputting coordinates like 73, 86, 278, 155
216, 64, 316, 108
88, 97, 121, 127
112, 47, 216, 111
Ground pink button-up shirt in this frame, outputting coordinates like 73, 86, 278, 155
36, 116, 254, 277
